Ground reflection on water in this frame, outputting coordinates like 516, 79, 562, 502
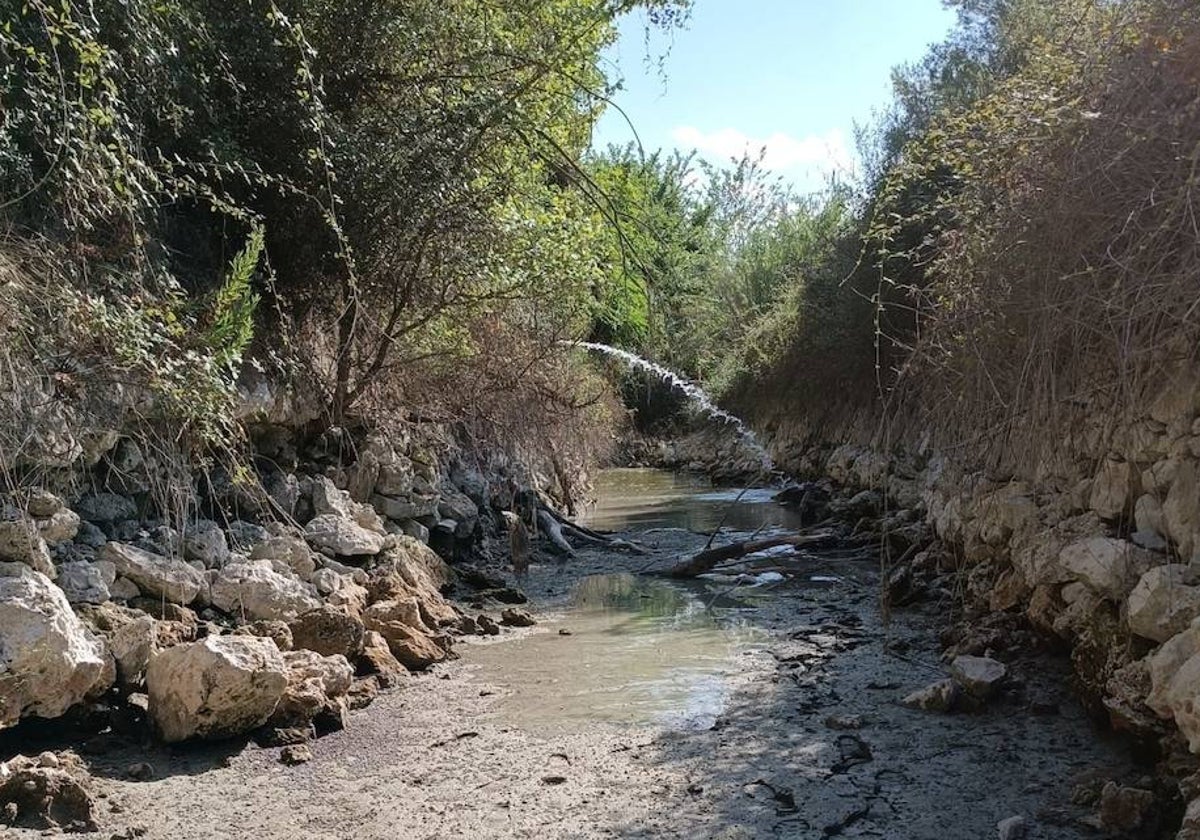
579, 468, 805, 533
463, 573, 763, 733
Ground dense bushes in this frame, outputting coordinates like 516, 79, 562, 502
613, 0, 1200, 478
0, 0, 689, 487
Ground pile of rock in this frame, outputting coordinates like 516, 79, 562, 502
0, 467, 472, 751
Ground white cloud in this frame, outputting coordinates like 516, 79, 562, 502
670, 125, 855, 190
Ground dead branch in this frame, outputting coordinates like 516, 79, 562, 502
665, 533, 835, 579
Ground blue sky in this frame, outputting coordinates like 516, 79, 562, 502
592, 1, 959, 192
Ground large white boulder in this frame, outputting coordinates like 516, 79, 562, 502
1127, 565, 1200, 642
304, 513, 385, 557
0, 563, 112, 728
1058, 537, 1157, 601
210, 561, 321, 621
99, 542, 206, 605
146, 635, 287, 742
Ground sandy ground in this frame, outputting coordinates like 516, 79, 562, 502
7, 529, 1144, 840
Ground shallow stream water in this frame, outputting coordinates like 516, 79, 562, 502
463, 572, 765, 733
577, 467, 805, 533
462, 468, 783, 732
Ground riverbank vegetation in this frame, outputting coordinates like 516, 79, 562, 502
0, 0, 689, 490
595, 0, 1200, 474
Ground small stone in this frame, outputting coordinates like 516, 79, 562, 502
125, 763, 153, 782
279, 744, 313, 765
1097, 782, 1155, 833
500, 608, 536, 627
996, 815, 1028, 840
477, 614, 500, 636
823, 715, 864, 730
949, 655, 1007, 698
558, 628, 573, 636
900, 679, 959, 713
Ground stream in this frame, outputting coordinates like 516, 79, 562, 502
71, 468, 1147, 840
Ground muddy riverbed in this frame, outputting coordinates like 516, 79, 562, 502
7, 472, 1148, 839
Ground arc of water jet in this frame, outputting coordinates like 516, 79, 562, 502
565, 340, 776, 476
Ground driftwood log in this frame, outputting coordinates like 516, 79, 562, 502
533, 500, 648, 556
665, 533, 834, 578
536, 509, 577, 556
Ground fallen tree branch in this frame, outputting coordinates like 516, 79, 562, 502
535, 500, 648, 554
665, 533, 834, 579
537, 509, 576, 556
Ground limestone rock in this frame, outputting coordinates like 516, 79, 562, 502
1145, 622, 1200, 752
249, 534, 316, 581
304, 513, 385, 557
268, 649, 353, 730
181, 519, 230, 569
974, 485, 1038, 547
0, 507, 55, 578
226, 520, 270, 550
210, 560, 320, 622
949, 655, 1007, 698
74, 492, 136, 524
500, 608, 536, 627
1097, 782, 1156, 834
0, 751, 97, 831
371, 493, 440, 522
375, 537, 456, 625
1165, 461, 1200, 560
327, 579, 369, 617
1136, 494, 1167, 537
1149, 364, 1200, 425
109, 576, 140, 601
400, 520, 430, 544
1089, 459, 1140, 521
146, 636, 287, 742
900, 679, 959, 713
99, 542, 205, 605
1011, 513, 1103, 589
36, 508, 80, 545
996, 815, 1029, 840
1146, 622, 1200, 719
56, 562, 110, 605
232, 620, 294, 652
109, 616, 157, 689
1127, 565, 1200, 642
22, 490, 62, 519
318, 556, 368, 584
289, 606, 364, 658
1058, 537, 1157, 601
279, 743, 313, 765
362, 598, 449, 670
0, 563, 112, 728
311, 568, 345, 596
438, 491, 478, 526
357, 630, 406, 685
1179, 796, 1200, 840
